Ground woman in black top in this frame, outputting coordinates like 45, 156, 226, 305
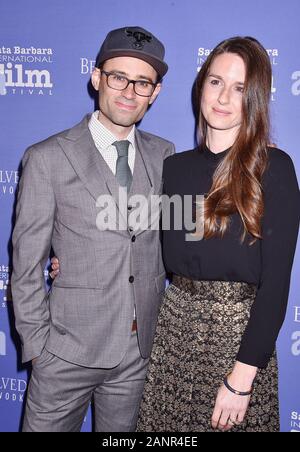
137, 37, 300, 432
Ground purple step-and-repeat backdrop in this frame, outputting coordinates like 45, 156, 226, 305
0, 0, 299, 432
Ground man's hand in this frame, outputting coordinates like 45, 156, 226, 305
49, 257, 60, 279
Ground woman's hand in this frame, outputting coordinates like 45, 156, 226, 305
49, 257, 60, 279
211, 380, 251, 431
211, 361, 257, 431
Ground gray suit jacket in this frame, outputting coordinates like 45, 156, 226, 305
12, 115, 175, 368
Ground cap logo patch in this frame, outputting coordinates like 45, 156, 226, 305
125, 29, 152, 50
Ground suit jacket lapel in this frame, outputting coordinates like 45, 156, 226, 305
57, 116, 128, 232
129, 130, 163, 237
134, 130, 153, 193
134, 130, 163, 195
57, 115, 107, 203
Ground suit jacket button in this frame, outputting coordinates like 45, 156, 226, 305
55, 326, 66, 335
129, 276, 134, 283
131, 235, 136, 242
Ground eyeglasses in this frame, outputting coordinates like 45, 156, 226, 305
101, 70, 158, 97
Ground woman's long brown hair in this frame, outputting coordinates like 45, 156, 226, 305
196, 37, 272, 244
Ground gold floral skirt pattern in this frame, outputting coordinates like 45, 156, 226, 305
136, 277, 279, 432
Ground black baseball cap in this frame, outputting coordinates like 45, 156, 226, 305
96, 26, 168, 80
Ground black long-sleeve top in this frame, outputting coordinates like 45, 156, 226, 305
162, 145, 300, 368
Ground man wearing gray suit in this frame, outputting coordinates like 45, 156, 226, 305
12, 26, 175, 432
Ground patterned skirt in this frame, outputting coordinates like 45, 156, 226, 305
136, 276, 279, 432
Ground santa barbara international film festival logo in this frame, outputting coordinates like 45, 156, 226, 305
0, 264, 11, 309
0, 45, 54, 96
291, 411, 300, 433
196, 46, 279, 101
289, 306, 300, 432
